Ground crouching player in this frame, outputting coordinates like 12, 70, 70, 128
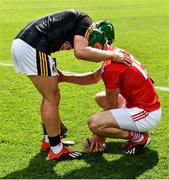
58, 24, 162, 154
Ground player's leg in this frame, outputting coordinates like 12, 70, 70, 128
29, 75, 82, 160
29, 75, 62, 155
37, 78, 60, 152
29, 76, 60, 136
40, 111, 69, 151
88, 108, 151, 154
41, 122, 50, 152
41, 119, 73, 150
88, 111, 129, 138
118, 94, 126, 108
95, 91, 126, 109
11, 39, 81, 160
95, 91, 107, 109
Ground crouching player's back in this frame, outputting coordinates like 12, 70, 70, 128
101, 47, 160, 113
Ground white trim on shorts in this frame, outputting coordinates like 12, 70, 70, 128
11, 39, 57, 76
110, 107, 162, 132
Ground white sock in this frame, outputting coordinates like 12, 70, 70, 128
44, 135, 49, 143
51, 142, 63, 154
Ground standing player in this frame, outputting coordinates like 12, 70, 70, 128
11, 10, 132, 161
58, 29, 161, 154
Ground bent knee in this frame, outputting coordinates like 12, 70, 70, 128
88, 115, 100, 134
95, 92, 104, 102
95, 91, 106, 109
95, 94, 101, 104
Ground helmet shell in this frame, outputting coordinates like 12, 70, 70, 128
96, 20, 115, 45
89, 28, 108, 47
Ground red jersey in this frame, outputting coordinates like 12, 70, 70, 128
101, 47, 160, 112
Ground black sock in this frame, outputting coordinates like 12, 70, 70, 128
42, 124, 47, 135
48, 135, 61, 147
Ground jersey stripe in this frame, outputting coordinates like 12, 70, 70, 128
46, 54, 51, 76
40, 52, 45, 76
36, 50, 41, 76
132, 62, 148, 79
131, 110, 145, 118
36, 50, 51, 76
85, 23, 94, 40
42, 53, 47, 76
131, 110, 149, 122
44, 53, 49, 76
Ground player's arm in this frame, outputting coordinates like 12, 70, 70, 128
74, 35, 132, 66
74, 35, 113, 61
57, 66, 101, 85
104, 88, 120, 110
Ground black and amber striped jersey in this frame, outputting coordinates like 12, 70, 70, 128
15, 10, 93, 54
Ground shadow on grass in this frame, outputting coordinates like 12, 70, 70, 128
3, 142, 159, 179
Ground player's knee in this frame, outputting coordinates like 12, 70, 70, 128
95, 93, 100, 104
95, 91, 106, 109
117, 94, 126, 108
88, 115, 99, 134
43, 89, 60, 105
95, 94, 103, 107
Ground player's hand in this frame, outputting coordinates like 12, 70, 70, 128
112, 51, 133, 66
84, 135, 106, 153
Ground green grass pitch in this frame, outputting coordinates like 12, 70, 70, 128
0, 0, 169, 178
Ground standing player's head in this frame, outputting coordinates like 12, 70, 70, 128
88, 28, 108, 48
95, 20, 115, 45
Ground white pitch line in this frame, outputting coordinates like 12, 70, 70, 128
0, 63, 14, 67
0, 62, 169, 92
155, 86, 169, 92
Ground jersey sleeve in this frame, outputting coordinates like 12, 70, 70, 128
75, 15, 93, 40
101, 70, 122, 90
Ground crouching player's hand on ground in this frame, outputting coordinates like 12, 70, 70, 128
84, 134, 106, 153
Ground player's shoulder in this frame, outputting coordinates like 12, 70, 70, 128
102, 60, 126, 74
109, 46, 130, 57
105, 47, 127, 68
64, 9, 81, 16
62, 9, 89, 18
49, 10, 88, 20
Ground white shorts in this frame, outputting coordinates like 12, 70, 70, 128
110, 107, 162, 132
11, 39, 57, 76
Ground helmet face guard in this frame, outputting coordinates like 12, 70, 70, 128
96, 20, 115, 45
88, 28, 108, 47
